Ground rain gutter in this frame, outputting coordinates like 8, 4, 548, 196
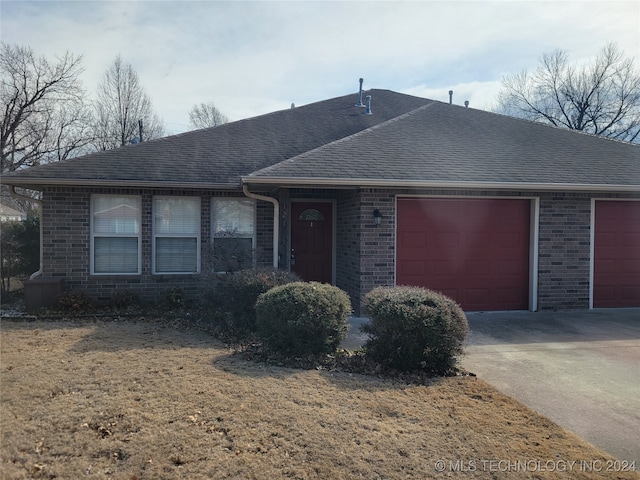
241, 177, 640, 193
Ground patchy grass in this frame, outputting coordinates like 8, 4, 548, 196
1, 319, 637, 480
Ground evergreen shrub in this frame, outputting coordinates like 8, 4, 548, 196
255, 282, 351, 356
362, 286, 468, 375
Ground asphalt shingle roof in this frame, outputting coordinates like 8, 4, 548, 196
246, 102, 640, 190
3, 89, 638, 191
1, 89, 431, 189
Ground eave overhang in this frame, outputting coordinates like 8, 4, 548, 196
5, 175, 638, 194
1, 177, 240, 191
241, 176, 640, 193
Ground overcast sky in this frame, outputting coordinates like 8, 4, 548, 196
2, 1, 639, 135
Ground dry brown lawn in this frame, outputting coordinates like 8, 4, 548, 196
1, 319, 638, 480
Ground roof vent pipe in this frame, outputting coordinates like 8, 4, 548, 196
449, 90, 453, 104
365, 95, 372, 114
355, 78, 364, 107
464, 100, 469, 108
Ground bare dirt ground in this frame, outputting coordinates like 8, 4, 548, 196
1, 319, 638, 480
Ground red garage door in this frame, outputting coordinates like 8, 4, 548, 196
397, 198, 531, 311
593, 200, 640, 308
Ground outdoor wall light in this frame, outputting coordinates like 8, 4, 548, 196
373, 208, 383, 226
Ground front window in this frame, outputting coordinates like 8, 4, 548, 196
91, 195, 141, 274
153, 196, 200, 274
211, 198, 255, 272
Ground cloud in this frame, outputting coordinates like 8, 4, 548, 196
2, 0, 638, 134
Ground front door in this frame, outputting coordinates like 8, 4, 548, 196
290, 201, 333, 283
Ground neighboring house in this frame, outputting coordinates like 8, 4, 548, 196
0, 201, 27, 222
2, 86, 639, 313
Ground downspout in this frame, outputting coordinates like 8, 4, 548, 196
8, 186, 43, 279
242, 184, 279, 269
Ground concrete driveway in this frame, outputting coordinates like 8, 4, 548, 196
460, 309, 640, 465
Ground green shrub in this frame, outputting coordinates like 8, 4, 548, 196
255, 282, 352, 356
221, 269, 300, 335
362, 286, 468, 375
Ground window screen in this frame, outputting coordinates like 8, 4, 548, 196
154, 197, 200, 273
91, 195, 141, 274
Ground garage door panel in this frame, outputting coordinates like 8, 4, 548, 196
468, 232, 492, 244
496, 232, 522, 248
467, 260, 490, 276
400, 260, 426, 277
595, 232, 616, 248
434, 260, 457, 276
494, 287, 524, 301
598, 250, 621, 263
621, 285, 640, 300
465, 289, 490, 305
620, 233, 640, 248
436, 232, 461, 246
594, 201, 640, 308
397, 198, 530, 311
494, 259, 522, 276
624, 260, 640, 274
400, 231, 427, 248
594, 287, 618, 308
437, 288, 460, 300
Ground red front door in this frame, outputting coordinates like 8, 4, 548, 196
291, 201, 333, 283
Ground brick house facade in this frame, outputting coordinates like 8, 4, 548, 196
37, 185, 639, 314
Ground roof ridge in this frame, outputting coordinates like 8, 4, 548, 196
87, 89, 417, 144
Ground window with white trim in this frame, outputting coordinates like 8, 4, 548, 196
153, 196, 200, 274
91, 195, 141, 274
211, 198, 256, 272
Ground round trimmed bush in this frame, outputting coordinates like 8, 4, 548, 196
362, 286, 468, 374
255, 282, 352, 356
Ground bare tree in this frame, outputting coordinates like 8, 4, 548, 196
0, 43, 93, 173
189, 101, 229, 129
495, 43, 640, 143
93, 55, 164, 150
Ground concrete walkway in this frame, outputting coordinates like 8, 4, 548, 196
342, 309, 640, 464
340, 316, 371, 350
461, 309, 640, 465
